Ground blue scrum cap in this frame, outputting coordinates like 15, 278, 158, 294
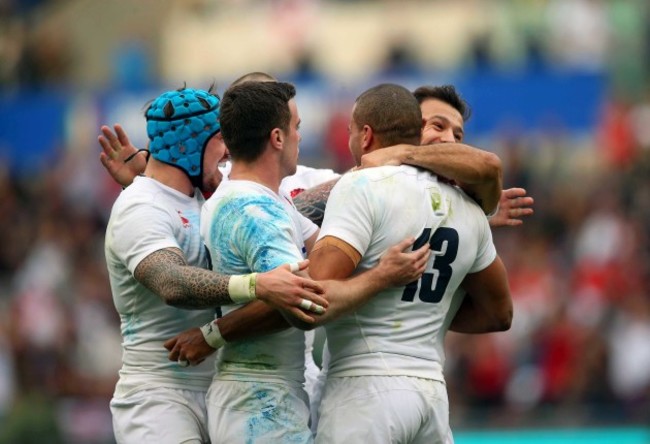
145, 88, 220, 183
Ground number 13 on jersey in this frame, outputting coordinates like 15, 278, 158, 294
401, 227, 459, 303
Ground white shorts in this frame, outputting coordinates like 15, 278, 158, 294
110, 387, 209, 444
206, 380, 312, 443
315, 375, 453, 444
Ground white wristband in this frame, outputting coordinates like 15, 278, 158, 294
200, 320, 226, 350
228, 273, 258, 303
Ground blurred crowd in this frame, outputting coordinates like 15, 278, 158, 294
2, 89, 650, 443
446, 114, 650, 429
1, 0, 650, 443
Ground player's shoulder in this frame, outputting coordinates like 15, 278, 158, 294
211, 179, 269, 200
112, 177, 162, 211
339, 164, 403, 182
440, 182, 489, 220
281, 164, 341, 194
294, 164, 340, 180
107, 179, 177, 234
341, 165, 432, 191
210, 180, 287, 215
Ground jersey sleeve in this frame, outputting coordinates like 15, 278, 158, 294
108, 198, 180, 275
235, 196, 305, 273
317, 172, 375, 257
297, 212, 319, 242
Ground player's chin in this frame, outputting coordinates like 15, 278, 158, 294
288, 161, 298, 177
203, 171, 223, 194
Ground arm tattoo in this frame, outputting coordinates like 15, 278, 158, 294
134, 247, 232, 309
293, 178, 339, 227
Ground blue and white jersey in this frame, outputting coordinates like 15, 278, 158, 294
105, 176, 216, 397
318, 165, 496, 382
201, 180, 318, 386
219, 162, 337, 397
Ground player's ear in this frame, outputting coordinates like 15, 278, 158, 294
270, 128, 283, 151
361, 124, 373, 152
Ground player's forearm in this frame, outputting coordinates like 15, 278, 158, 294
135, 249, 238, 309
218, 301, 290, 341
452, 257, 513, 333
166, 302, 290, 363
306, 268, 388, 327
451, 264, 513, 334
159, 267, 237, 309
399, 144, 502, 214
448, 295, 511, 333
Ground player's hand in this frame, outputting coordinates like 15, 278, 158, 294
358, 144, 409, 169
376, 237, 430, 287
164, 328, 217, 367
98, 124, 147, 188
489, 188, 534, 228
256, 260, 328, 324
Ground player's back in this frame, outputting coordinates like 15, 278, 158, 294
320, 165, 496, 382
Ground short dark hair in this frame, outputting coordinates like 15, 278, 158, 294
230, 71, 276, 87
412, 85, 471, 122
353, 83, 422, 147
220, 81, 296, 162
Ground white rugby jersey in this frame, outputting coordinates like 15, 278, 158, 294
317, 165, 496, 381
220, 162, 340, 197
105, 176, 216, 397
219, 162, 338, 392
201, 180, 318, 386
281, 165, 340, 198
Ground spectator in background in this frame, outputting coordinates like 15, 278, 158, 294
323, 104, 354, 172
598, 100, 638, 169
545, 0, 610, 70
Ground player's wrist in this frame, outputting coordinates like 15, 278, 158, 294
199, 320, 227, 350
367, 265, 392, 291
228, 273, 258, 303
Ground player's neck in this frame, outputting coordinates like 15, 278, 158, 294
144, 161, 194, 196
230, 152, 283, 193
230, 163, 282, 193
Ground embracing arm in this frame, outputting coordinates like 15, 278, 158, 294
217, 301, 289, 340
286, 237, 429, 329
134, 247, 327, 321
360, 143, 502, 214
293, 178, 340, 227
134, 248, 230, 308
449, 255, 513, 333
164, 237, 428, 363
164, 300, 291, 366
